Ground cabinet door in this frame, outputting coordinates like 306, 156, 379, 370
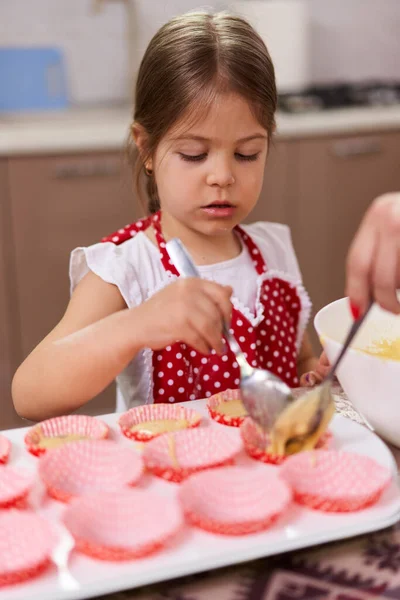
8, 152, 142, 416
245, 140, 295, 225
292, 131, 400, 346
0, 159, 23, 429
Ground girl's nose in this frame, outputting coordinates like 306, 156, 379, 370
206, 157, 235, 188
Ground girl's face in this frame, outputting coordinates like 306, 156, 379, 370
150, 93, 269, 236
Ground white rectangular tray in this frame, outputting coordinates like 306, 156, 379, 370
2, 400, 400, 600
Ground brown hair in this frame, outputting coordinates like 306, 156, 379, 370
129, 10, 277, 214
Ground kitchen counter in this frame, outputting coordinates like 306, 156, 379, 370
1, 104, 400, 156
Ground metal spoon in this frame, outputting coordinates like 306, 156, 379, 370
272, 301, 374, 455
166, 238, 293, 430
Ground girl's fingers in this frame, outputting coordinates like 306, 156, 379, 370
201, 281, 233, 326
188, 294, 225, 354
299, 371, 323, 387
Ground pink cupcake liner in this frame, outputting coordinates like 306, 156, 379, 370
0, 511, 55, 587
0, 559, 51, 588
39, 439, 143, 502
240, 417, 332, 465
118, 403, 202, 442
143, 428, 243, 483
0, 435, 11, 464
280, 450, 392, 512
0, 466, 34, 509
25, 414, 109, 457
64, 489, 183, 560
207, 389, 247, 427
179, 466, 291, 535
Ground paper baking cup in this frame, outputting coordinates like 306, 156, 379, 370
281, 450, 392, 512
0, 511, 55, 587
39, 439, 143, 502
240, 417, 332, 465
207, 389, 247, 427
0, 435, 11, 464
64, 489, 183, 560
0, 466, 34, 509
143, 428, 243, 483
118, 403, 202, 442
180, 466, 291, 535
25, 414, 109, 456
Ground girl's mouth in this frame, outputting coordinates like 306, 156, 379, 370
201, 203, 236, 217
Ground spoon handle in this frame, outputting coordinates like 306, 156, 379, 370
166, 238, 200, 279
326, 300, 373, 381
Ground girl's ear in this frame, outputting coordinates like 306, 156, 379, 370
131, 122, 153, 172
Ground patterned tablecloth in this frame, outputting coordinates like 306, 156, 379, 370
101, 387, 400, 600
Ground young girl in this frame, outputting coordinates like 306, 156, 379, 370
12, 10, 327, 421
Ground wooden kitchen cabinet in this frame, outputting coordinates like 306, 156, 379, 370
290, 131, 400, 348
246, 140, 296, 225
0, 159, 23, 429
7, 152, 142, 419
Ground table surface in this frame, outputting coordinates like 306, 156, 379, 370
97, 386, 400, 600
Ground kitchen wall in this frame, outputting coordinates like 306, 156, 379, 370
308, 0, 400, 84
0, 0, 399, 106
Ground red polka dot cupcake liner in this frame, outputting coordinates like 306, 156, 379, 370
143, 428, 243, 483
118, 403, 202, 442
25, 414, 109, 457
280, 450, 392, 512
0, 435, 11, 464
0, 511, 55, 587
207, 389, 247, 427
179, 466, 292, 535
240, 417, 333, 465
64, 490, 183, 561
0, 466, 34, 509
39, 439, 143, 503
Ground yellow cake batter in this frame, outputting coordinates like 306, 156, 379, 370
362, 338, 400, 360
131, 419, 189, 436
215, 399, 247, 418
268, 388, 334, 457
37, 433, 88, 449
167, 435, 179, 468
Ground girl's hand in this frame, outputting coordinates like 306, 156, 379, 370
135, 278, 232, 355
299, 351, 330, 387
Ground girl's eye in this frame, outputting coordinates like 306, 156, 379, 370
179, 153, 207, 162
235, 152, 260, 162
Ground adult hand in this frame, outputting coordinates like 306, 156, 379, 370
346, 192, 400, 317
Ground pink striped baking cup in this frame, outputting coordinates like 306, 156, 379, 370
0, 435, 11, 464
207, 389, 248, 427
63, 489, 183, 560
25, 414, 109, 456
180, 466, 292, 535
0, 465, 34, 509
39, 439, 143, 502
143, 428, 243, 483
240, 417, 332, 465
280, 450, 392, 512
0, 511, 55, 587
118, 403, 202, 442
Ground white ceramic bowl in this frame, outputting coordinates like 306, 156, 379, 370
314, 298, 400, 447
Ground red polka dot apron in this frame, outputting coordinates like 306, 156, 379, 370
102, 212, 303, 402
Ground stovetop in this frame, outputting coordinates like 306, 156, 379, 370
278, 81, 400, 113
